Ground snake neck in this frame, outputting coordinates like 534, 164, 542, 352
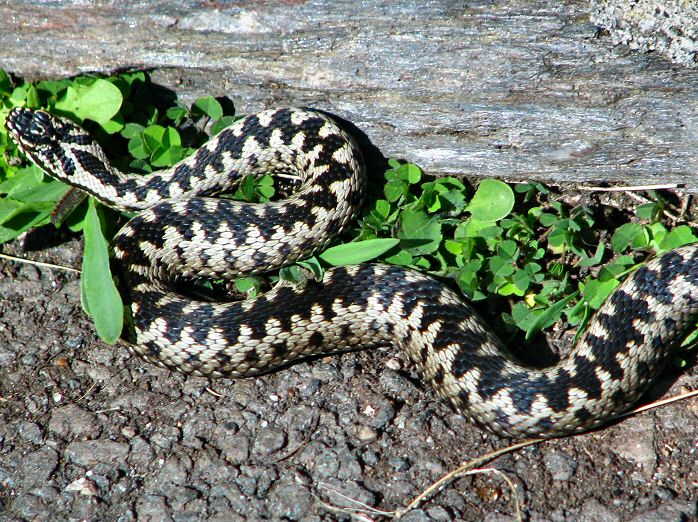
5, 107, 363, 212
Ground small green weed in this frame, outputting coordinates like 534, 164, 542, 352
0, 70, 696, 355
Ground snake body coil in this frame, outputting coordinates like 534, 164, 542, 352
6, 106, 698, 438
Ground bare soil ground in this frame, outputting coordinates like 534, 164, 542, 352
0, 217, 697, 521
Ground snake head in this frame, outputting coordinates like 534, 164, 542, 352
4, 107, 94, 180
5, 107, 71, 152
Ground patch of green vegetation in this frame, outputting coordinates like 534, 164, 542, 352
0, 70, 696, 357
0, 71, 239, 341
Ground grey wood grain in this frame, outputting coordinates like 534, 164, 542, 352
2, 1, 698, 191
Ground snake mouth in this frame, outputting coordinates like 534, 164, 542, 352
5, 107, 59, 151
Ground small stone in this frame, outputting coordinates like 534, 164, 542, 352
687, 396, 698, 419
321, 479, 376, 508
611, 417, 657, 473
252, 427, 286, 456
17, 421, 43, 444
268, 481, 312, 521
136, 493, 172, 522
150, 427, 180, 451
388, 456, 410, 472
20, 447, 58, 487
128, 436, 156, 468
544, 450, 577, 481
385, 357, 402, 370
298, 378, 321, 398
48, 404, 101, 440
356, 426, 377, 442
0, 466, 18, 489
65, 440, 130, 469
18, 264, 40, 282
29, 485, 59, 502
121, 426, 137, 438
284, 404, 317, 433
65, 477, 99, 496
484, 513, 518, 522
313, 449, 340, 478
362, 450, 379, 467
629, 499, 697, 522
214, 426, 250, 465
336, 446, 363, 479
360, 397, 395, 429
426, 505, 453, 521
9, 492, 50, 521
654, 486, 675, 501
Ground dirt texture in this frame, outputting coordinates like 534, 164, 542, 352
0, 229, 697, 521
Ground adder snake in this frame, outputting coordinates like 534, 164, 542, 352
6, 106, 698, 438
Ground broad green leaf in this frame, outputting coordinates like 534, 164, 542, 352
192, 96, 223, 120
319, 238, 399, 266
0, 200, 55, 245
582, 278, 620, 309
211, 115, 238, 135
539, 212, 557, 227
9, 179, 69, 204
398, 208, 442, 255
26, 85, 40, 108
151, 145, 185, 167
279, 265, 308, 285
10, 85, 27, 105
404, 163, 422, 184
578, 242, 605, 267
0, 199, 55, 227
142, 125, 166, 151
54, 78, 123, 124
384, 249, 413, 266
659, 225, 697, 251
0, 210, 53, 243
166, 106, 188, 125
0, 199, 24, 224
100, 118, 125, 134
457, 258, 484, 296
384, 179, 407, 202
127, 135, 150, 159
610, 223, 644, 253
466, 179, 515, 222
161, 127, 181, 148
0, 164, 44, 195
444, 239, 464, 256
454, 218, 496, 239
636, 202, 661, 222
121, 122, 145, 139
498, 282, 525, 297
81, 199, 123, 344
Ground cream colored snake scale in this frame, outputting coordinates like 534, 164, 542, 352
6, 106, 698, 437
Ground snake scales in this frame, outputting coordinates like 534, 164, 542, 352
6, 106, 698, 438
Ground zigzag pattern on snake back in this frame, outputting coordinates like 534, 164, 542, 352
5, 106, 698, 438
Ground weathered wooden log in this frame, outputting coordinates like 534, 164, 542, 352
2, 1, 698, 191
